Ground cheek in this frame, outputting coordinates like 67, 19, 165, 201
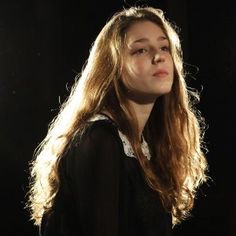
121, 66, 141, 90
121, 56, 150, 87
168, 55, 174, 69
126, 58, 148, 77
120, 67, 133, 90
170, 60, 175, 76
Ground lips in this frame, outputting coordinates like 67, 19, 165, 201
152, 69, 169, 77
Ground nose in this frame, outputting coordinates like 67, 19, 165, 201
152, 53, 164, 64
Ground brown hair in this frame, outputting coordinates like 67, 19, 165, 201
26, 6, 208, 226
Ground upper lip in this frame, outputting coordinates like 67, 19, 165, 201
152, 69, 169, 76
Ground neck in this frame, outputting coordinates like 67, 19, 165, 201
127, 99, 155, 140
101, 98, 155, 140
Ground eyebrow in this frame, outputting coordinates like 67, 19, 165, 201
130, 36, 168, 45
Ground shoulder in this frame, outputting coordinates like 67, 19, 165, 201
62, 119, 122, 174
83, 119, 118, 142
68, 119, 120, 152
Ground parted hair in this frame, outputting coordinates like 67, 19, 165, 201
26, 6, 208, 226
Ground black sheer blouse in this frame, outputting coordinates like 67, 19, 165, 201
40, 116, 172, 236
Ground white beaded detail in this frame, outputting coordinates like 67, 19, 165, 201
118, 130, 151, 160
89, 114, 109, 122
89, 114, 151, 160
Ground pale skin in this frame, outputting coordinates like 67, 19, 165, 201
105, 20, 174, 140
123, 20, 174, 139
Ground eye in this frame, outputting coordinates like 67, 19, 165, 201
160, 45, 170, 52
134, 48, 148, 55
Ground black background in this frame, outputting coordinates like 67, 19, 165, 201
1, 0, 236, 235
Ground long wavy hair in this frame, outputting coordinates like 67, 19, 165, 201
26, 6, 209, 227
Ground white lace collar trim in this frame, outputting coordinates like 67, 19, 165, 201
89, 114, 151, 160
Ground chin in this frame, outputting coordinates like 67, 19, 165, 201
155, 86, 173, 96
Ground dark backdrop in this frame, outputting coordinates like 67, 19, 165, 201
1, 0, 235, 235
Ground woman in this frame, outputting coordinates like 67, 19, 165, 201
26, 6, 209, 236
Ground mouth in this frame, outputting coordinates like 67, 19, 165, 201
152, 69, 169, 77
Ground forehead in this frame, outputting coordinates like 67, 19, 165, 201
125, 20, 166, 44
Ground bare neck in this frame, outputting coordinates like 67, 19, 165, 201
101, 100, 155, 140
128, 99, 155, 140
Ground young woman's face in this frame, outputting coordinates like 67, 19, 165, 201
122, 20, 174, 103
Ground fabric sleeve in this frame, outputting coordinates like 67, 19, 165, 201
65, 121, 121, 236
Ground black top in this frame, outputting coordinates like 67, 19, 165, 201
40, 118, 172, 236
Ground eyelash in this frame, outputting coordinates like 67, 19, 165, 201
133, 45, 170, 55
134, 48, 148, 54
160, 46, 170, 52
